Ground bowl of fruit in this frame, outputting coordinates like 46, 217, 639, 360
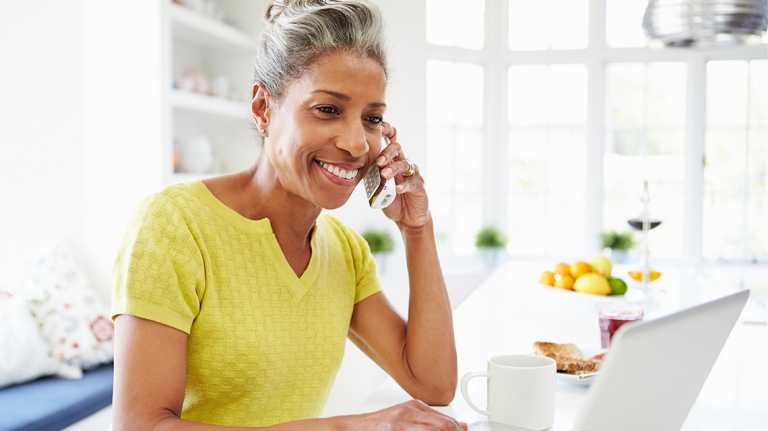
539, 256, 628, 297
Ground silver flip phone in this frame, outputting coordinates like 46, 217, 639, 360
362, 137, 396, 209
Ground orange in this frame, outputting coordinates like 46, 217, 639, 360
539, 271, 555, 286
553, 262, 571, 276
554, 273, 575, 290
570, 261, 593, 279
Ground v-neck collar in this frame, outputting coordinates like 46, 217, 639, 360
193, 180, 322, 301
268, 218, 321, 301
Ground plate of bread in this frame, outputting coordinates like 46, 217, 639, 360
533, 341, 605, 386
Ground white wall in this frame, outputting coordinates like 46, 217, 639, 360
0, 1, 167, 293
0, 0, 85, 270
81, 0, 167, 291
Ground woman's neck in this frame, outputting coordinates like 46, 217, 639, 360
236, 158, 321, 247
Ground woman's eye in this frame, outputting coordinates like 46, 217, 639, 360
316, 106, 340, 115
366, 115, 383, 125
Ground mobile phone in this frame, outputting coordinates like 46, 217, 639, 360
362, 136, 396, 209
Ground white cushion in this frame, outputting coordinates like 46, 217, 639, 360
23, 242, 114, 373
0, 293, 76, 388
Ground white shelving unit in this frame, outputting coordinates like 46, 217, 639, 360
169, 89, 250, 120
169, 3, 259, 53
163, 0, 265, 185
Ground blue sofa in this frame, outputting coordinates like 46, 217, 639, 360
0, 364, 113, 431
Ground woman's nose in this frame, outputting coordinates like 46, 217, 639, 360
337, 124, 370, 157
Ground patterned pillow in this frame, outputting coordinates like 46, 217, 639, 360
23, 243, 114, 373
0, 291, 80, 387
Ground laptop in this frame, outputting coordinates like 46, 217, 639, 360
571, 290, 750, 431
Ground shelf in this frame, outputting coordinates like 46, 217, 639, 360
169, 3, 257, 53
170, 89, 250, 120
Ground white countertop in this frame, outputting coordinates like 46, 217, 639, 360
352, 262, 768, 430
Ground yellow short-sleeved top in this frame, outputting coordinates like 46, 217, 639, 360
112, 181, 381, 427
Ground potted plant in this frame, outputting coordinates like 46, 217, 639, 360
362, 229, 394, 274
475, 226, 507, 268
600, 230, 635, 263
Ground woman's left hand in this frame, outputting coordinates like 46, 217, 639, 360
377, 123, 431, 231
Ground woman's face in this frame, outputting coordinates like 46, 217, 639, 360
259, 51, 387, 209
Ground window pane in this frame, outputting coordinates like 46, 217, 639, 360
607, 0, 648, 47
707, 61, 748, 128
749, 62, 768, 259
508, 0, 587, 50
647, 130, 686, 156
748, 130, 768, 259
605, 63, 687, 259
426, 61, 484, 254
607, 64, 645, 130
427, 61, 483, 127
426, 0, 484, 49
549, 66, 589, 124
607, 63, 686, 130
508, 65, 549, 125
703, 130, 747, 259
509, 65, 587, 127
452, 130, 485, 253
750, 61, 768, 127
507, 65, 587, 256
507, 130, 549, 256
426, 127, 485, 254
647, 64, 686, 128
507, 128, 586, 256
705, 60, 768, 261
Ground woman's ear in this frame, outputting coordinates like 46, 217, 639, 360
251, 82, 272, 137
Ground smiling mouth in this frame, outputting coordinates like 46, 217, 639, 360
314, 159, 360, 181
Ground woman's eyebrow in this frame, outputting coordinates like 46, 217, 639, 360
311, 89, 386, 108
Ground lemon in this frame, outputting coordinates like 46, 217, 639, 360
590, 256, 613, 277
628, 270, 662, 282
574, 273, 611, 296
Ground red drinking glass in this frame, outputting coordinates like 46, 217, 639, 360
598, 303, 644, 349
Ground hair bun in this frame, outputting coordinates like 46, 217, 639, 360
265, 0, 327, 24
264, 0, 287, 24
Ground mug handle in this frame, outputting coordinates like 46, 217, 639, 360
460, 371, 489, 416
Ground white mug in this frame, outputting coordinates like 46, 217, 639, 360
461, 355, 556, 430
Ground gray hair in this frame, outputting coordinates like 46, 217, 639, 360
254, 0, 388, 99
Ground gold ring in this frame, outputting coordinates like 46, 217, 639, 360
402, 161, 417, 177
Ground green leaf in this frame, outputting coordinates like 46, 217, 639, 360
600, 230, 635, 251
475, 226, 506, 249
362, 229, 394, 254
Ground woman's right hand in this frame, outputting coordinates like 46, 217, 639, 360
344, 399, 468, 430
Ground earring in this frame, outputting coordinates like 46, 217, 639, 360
253, 118, 267, 137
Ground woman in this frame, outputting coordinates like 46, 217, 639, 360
112, 1, 465, 429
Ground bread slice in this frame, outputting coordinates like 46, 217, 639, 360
557, 357, 601, 375
533, 341, 602, 375
533, 341, 584, 359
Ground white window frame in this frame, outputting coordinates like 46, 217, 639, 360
426, 0, 768, 265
